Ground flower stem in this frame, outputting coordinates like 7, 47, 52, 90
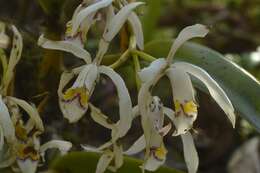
131, 50, 156, 62
132, 54, 141, 90
109, 49, 130, 69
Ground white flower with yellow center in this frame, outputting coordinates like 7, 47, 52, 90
137, 24, 236, 173
125, 96, 172, 172
0, 97, 72, 173
38, 1, 143, 123
0, 25, 72, 173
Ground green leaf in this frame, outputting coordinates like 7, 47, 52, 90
144, 40, 260, 132
141, 0, 162, 42
50, 152, 183, 173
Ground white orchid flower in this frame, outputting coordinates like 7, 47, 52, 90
39, 2, 141, 124
0, 96, 72, 173
125, 96, 172, 172
81, 96, 132, 173
78, 65, 133, 173
71, 0, 113, 37
137, 24, 236, 173
38, 1, 144, 65
0, 25, 72, 173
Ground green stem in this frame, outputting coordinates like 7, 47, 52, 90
109, 50, 130, 69
132, 54, 141, 90
131, 50, 156, 62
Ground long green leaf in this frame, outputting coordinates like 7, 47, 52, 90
145, 40, 260, 132
50, 152, 183, 173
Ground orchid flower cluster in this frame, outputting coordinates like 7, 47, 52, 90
0, 0, 236, 173
0, 24, 72, 173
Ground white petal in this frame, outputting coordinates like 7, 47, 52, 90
128, 12, 144, 50
149, 131, 163, 148
166, 66, 195, 102
0, 96, 15, 143
124, 135, 145, 155
71, 4, 83, 24
7, 97, 44, 132
81, 145, 101, 153
159, 123, 172, 137
132, 105, 140, 119
144, 151, 166, 171
2, 26, 23, 92
138, 58, 167, 83
40, 140, 72, 157
89, 103, 116, 130
167, 24, 209, 62
72, 64, 91, 88
105, 5, 115, 24
113, 144, 123, 169
99, 66, 133, 139
163, 106, 175, 122
171, 115, 195, 137
181, 132, 199, 173
58, 70, 88, 123
166, 67, 197, 136
175, 62, 236, 127
8, 25, 23, 72
138, 62, 167, 155
71, 0, 113, 35
0, 32, 10, 49
79, 12, 97, 42
82, 141, 113, 152
148, 96, 164, 132
84, 64, 98, 92
103, 2, 145, 42
96, 151, 114, 173
38, 35, 92, 64
17, 159, 38, 173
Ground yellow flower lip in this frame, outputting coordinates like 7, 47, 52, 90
174, 100, 198, 117
151, 145, 167, 161
62, 87, 89, 109
17, 144, 40, 161
15, 122, 28, 142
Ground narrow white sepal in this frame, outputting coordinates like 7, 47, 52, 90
124, 135, 145, 155
0, 96, 15, 143
8, 25, 23, 71
99, 66, 133, 138
167, 24, 209, 62
17, 159, 38, 173
181, 132, 199, 173
128, 12, 144, 50
103, 2, 145, 42
38, 35, 92, 64
138, 58, 167, 83
89, 103, 116, 130
40, 140, 72, 157
7, 96, 44, 132
96, 151, 114, 173
72, 0, 113, 35
144, 154, 166, 171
